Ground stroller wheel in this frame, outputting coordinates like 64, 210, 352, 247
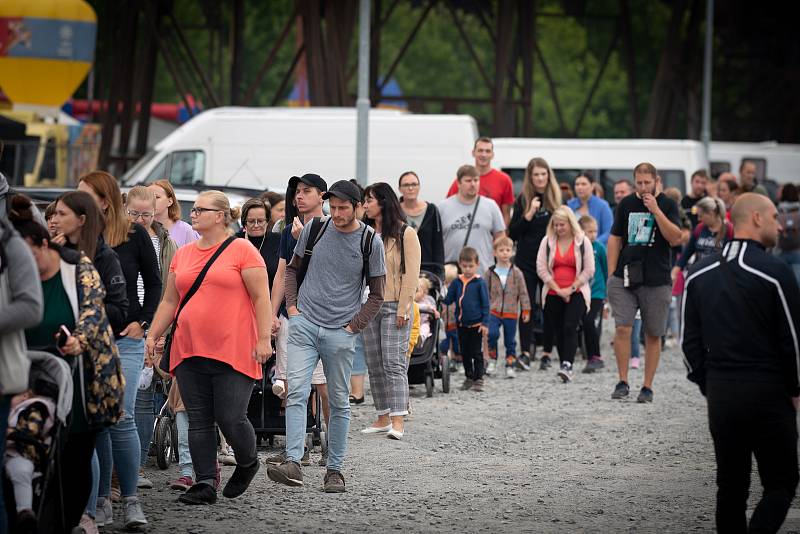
425, 373, 434, 398
441, 355, 451, 394
155, 415, 174, 470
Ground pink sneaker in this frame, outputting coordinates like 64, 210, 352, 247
170, 475, 194, 491
631, 357, 641, 369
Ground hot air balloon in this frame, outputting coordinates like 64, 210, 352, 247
0, 0, 97, 114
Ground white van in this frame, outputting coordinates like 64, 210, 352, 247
121, 107, 478, 202
709, 141, 800, 183
491, 138, 708, 204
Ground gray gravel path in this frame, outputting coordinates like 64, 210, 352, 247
109, 338, 800, 533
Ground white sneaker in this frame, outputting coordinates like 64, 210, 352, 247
95, 497, 113, 527
80, 513, 99, 534
505, 366, 516, 379
557, 361, 573, 383
486, 360, 497, 375
122, 496, 147, 529
272, 379, 286, 399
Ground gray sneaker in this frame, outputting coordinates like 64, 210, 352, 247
301, 448, 311, 466
460, 379, 474, 391
611, 381, 630, 399
267, 460, 304, 487
265, 450, 287, 465
95, 497, 113, 527
323, 469, 346, 493
318, 448, 328, 467
122, 496, 147, 529
137, 469, 153, 489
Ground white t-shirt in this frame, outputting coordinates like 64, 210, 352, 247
438, 195, 505, 272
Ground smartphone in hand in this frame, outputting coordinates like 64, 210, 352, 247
57, 325, 71, 349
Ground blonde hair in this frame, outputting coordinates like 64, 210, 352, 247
417, 277, 431, 293
546, 206, 583, 240
126, 186, 156, 209
150, 180, 181, 221
522, 157, 561, 213
444, 264, 459, 284
79, 171, 131, 247
197, 190, 241, 231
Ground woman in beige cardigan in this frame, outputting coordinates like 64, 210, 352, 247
536, 206, 594, 383
360, 183, 421, 440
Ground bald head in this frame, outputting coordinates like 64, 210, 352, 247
731, 193, 780, 247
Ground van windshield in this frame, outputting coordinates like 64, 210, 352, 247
121, 150, 158, 185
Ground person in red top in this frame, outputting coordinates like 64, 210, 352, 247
146, 190, 271, 506
446, 137, 515, 226
535, 206, 595, 383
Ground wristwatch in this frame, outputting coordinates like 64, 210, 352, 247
139, 320, 150, 331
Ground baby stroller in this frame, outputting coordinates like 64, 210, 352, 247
247, 357, 325, 455
3, 350, 73, 532
407, 269, 450, 397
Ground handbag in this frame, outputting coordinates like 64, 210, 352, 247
159, 236, 236, 373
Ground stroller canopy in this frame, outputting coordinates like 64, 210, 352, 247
27, 350, 73, 425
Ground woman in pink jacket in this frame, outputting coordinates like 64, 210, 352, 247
536, 206, 595, 383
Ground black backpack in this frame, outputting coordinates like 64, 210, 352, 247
296, 217, 377, 289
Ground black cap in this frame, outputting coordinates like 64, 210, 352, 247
323, 180, 362, 203
288, 173, 327, 192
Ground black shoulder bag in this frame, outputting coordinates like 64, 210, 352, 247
462, 196, 481, 250
159, 236, 236, 373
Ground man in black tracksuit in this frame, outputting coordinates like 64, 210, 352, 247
682, 193, 800, 533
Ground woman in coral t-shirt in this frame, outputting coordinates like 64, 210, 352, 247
535, 206, 595, 383
146, 190, 271, 505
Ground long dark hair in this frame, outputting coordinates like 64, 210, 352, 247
363, 182, 406, 243
57, 191, 106, 259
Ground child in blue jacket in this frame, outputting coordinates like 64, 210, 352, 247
443, 247, 490, 392
578, 215, 608, 373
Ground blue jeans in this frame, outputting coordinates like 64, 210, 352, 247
487, 315, 518, 358
351, 334, 367, 376
175, 410, 193, 478
135, 386, 155, 467
286, 314, 354, 472
0, 395, 10, 534
96, 336, 144, 498
631, 317, 642, 359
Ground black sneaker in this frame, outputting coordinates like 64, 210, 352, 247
222, 459, 260, 498
460, 379, 474, 391
539, 356, 552, 370
611, 381, 630, 399
471, 378, 484, 392
519, 352, 532, 368
582, 356, 605, 373
267, 460, 304, 487
637, 387, 654, 403
178, 482, 217, 505
557, 361, 573, 383
323, 469, 346, 493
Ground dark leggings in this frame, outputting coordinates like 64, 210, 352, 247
582, 298, 604, 358
457, 326, 484, 381
543, 293, 586, 365
707, 380, 798, 534
38, 431, 97, 532
518, 269, 542, 355
175, 357, 257, 487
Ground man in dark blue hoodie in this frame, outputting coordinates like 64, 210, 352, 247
443, 246, 490, 392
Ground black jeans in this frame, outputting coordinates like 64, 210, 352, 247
457, 326, 484, 381
582, 298, 604, 358
543, 293, 586, 365
518, 269, 541, 355
707, 379, 798, 534
175, 357, 257, 486
38, 431, 97, 532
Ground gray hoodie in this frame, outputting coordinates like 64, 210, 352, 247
0, 217, 44, 394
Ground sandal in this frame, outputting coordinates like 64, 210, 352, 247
349, 395, 365, 405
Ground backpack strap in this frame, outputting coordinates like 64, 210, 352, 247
360, 224, 376, 283
297, 217, 330, 290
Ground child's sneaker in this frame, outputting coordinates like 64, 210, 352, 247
557, 361, 573, 383
515, 353, 531, 371
460, 378, 474, 391
539, 355, 552, 370
631, 357, 641, 370
486, 360, 496, 375
505, 366, 516, 379
471, 379, 484, 392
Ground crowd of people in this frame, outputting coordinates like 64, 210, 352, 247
0, 138, 799, 533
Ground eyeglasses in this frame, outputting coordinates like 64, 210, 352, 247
127, 210, 154, 220
190, 207, 221, 216
245, 218, 267, 226
400, 183, 419, 189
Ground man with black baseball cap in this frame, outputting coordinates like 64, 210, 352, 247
267, 179, 386, 493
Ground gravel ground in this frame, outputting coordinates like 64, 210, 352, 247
107, 332, 800, 533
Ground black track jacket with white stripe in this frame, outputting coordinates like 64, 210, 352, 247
681, 239, 800, 397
